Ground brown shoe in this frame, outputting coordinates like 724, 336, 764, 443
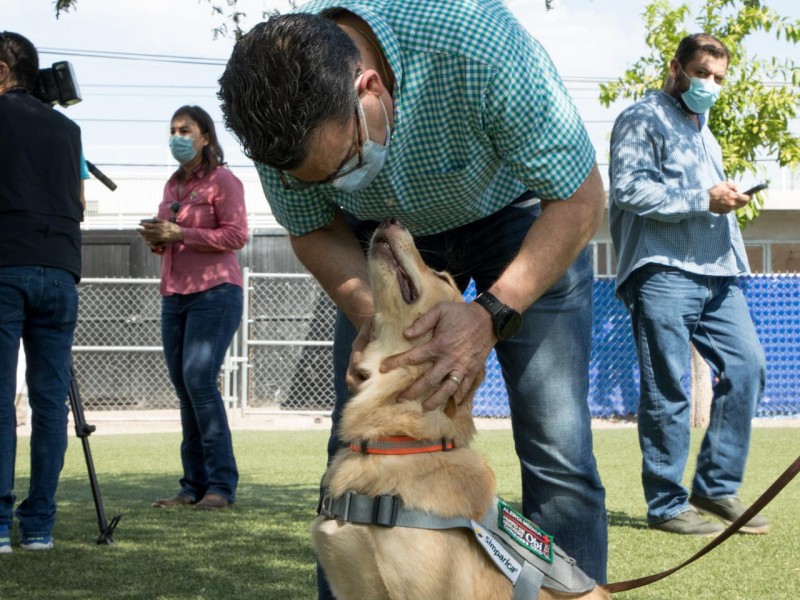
194, 493, 231, 511
152, 494, 194, 508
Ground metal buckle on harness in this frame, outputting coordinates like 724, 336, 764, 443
320, 491, 352, 521
371, 495, 399, 527
319, 493, 334, 518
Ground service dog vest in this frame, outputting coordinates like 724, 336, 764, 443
319, 490, 597, 598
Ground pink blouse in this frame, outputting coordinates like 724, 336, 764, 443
155, 165, 248, 296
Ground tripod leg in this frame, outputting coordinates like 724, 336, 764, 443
68, 363, 121, 544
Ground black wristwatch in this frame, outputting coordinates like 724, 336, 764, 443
473, 292, 522, 341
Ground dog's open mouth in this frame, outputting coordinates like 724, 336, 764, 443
372, 234, 419, 304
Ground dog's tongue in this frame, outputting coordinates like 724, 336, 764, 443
396, 263, 418, 303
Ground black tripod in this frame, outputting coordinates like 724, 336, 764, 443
67, 365, 121, 544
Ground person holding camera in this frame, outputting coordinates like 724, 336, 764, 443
138, 105, 247, 511
0, 31, 88, 553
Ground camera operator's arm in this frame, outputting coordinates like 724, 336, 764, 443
79, 151, 89, 211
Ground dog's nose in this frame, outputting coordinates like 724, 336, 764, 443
381, 217, 406, 230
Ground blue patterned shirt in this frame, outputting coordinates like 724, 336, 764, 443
609, 90, 749, 290
255, 0, 596, 237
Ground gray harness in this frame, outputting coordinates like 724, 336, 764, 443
319, 490, 597, 598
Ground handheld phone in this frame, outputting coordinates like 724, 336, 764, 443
139, 218, 158, 224
742, 183, 768, 196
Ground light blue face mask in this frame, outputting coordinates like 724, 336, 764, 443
679, 67, 722, 114
331, 96, 391, 193
169, 135, 197, 164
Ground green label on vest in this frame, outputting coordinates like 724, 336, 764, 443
497, 500, 553, 563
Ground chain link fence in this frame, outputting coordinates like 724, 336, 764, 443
73, 279, 172, 410
71, 273, 800, 419
241, 273, 335, 412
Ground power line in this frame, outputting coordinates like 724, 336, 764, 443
75, 117, 229, 125
39, 47, 227, 66
82, 84, 216, 89
38, 48, 797, 87
89, 162, 257, 169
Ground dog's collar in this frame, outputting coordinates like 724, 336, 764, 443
349, 436, 454, 455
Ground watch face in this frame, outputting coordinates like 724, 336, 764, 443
497, 309, 522, 340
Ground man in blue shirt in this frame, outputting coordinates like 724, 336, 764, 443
220, 0, 608, 589
609, 33, 769, 536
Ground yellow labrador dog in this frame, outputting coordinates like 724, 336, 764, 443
312, 218, 609, 600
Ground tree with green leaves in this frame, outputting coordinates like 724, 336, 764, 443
600, 0, 800, 226
53, 0, 263, 39
54, 0, 557, 39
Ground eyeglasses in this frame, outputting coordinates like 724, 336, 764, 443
169, 201, 180, 223
279, 105, 363, 191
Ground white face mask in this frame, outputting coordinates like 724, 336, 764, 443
331, 95, 391, 193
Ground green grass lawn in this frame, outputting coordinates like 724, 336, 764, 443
1, 426, 798, 599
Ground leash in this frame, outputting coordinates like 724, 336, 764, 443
604, 454, 800, 594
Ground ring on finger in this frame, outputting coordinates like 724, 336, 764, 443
445, 373, 462, 386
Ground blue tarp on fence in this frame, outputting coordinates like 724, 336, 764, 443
471, 275, 800, 418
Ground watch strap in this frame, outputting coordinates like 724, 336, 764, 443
474, 291, 505, 317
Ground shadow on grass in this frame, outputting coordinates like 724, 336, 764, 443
607, 509, 649, 530
2, 474, 322, 600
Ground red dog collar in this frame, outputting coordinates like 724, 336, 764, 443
349, 436, 455, 455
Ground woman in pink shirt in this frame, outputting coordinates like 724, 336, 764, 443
138, 105, 247, 511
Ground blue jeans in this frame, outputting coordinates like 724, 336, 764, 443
318, 201, 607, 597
161, 283, 242, 502
0, 266, 77, 537
620, 265, 766, 523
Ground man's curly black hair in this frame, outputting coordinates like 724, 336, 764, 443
218, 13, 360, 169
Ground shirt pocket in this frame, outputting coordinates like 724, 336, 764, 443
184, 191, 218, 228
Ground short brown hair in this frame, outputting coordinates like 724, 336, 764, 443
675, 33, 730, 68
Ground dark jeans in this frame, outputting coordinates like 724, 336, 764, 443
0, 266, 78, 537
161, 283, 242, 502
620, 265, 766, 523
317, 201, 608, 597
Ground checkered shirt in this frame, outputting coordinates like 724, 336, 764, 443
609, 90, 749, 290
254, 0, 596, 237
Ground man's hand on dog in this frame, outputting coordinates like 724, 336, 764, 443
380, 301, 495, 411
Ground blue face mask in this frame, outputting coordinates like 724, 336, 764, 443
169, 135, 197, 164
331, 96, 391, 193
679, 67, 722, 114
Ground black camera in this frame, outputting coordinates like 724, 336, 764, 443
36, 61, 82, 107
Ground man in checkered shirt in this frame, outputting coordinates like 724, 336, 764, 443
609, 34, 769, 537
220, 0, 608, 590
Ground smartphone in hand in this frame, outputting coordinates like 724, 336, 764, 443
742, 183, 768, 197
139, 217, 158, 224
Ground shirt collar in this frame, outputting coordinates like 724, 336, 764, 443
169, 163, 208, 185
651, 90, 707, 129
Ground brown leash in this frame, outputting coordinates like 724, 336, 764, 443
603, 454, 800, 594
